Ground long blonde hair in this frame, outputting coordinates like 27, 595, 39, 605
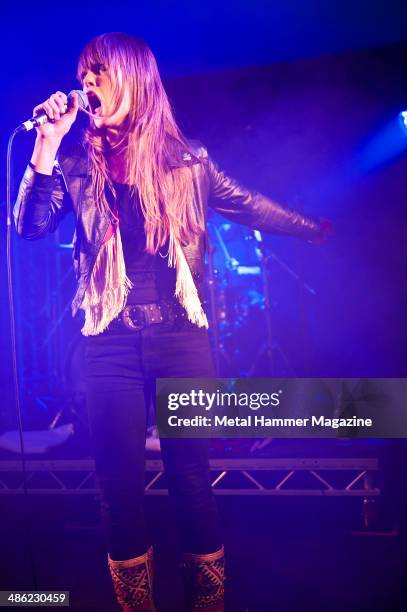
77, 32, 202, 254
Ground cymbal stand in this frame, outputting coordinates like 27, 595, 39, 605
247, 231, 316, 377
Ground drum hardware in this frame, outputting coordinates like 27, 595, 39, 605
206, 235, 234, 375
206, 219, 317, 377
212, 223, 240, 271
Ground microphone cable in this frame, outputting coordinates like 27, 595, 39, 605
6, 128, 40, 594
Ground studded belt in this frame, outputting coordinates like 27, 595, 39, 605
116, 301, 187, 331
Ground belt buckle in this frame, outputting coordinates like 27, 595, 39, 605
122, 306, 145, 331
144, 303, 164, 325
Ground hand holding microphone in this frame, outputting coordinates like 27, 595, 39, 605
24, 90, 88, 175
19, 90, 88, 140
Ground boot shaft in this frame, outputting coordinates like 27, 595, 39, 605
180, 545, 225, 611
108, 546, 156, 611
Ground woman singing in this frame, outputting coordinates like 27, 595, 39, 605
14, 32, 329, 611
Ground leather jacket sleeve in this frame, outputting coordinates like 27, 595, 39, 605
206, 155, 323, 241
13, 162, 72, 240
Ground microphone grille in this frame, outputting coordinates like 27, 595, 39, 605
68, 89, 89, 110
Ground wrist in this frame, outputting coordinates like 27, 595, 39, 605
34, 133, 62, 151
31, 136, 63, 175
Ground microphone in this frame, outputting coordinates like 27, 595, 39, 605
18, 90, 89, 133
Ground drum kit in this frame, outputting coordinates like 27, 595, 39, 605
205, 216, 316, 377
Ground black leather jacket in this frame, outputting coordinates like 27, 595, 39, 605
14, 140, 323, 317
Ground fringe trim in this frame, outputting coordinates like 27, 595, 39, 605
80, 224, 208, 336
81, 225, 133, 336
173, 238, 209, 329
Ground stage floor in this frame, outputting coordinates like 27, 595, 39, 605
0, 493, 405, 611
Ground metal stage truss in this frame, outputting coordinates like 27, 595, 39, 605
0, 457, 380, 498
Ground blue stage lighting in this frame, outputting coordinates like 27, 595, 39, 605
355, 112, 407, 173
399, 110, 407, 133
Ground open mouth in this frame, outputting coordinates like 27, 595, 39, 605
87, 91, 102, 116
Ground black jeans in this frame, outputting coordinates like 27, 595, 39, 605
85, 314, 222, 561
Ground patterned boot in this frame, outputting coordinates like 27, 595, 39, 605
108, 546, 156, 611
180, 545, 225, 611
